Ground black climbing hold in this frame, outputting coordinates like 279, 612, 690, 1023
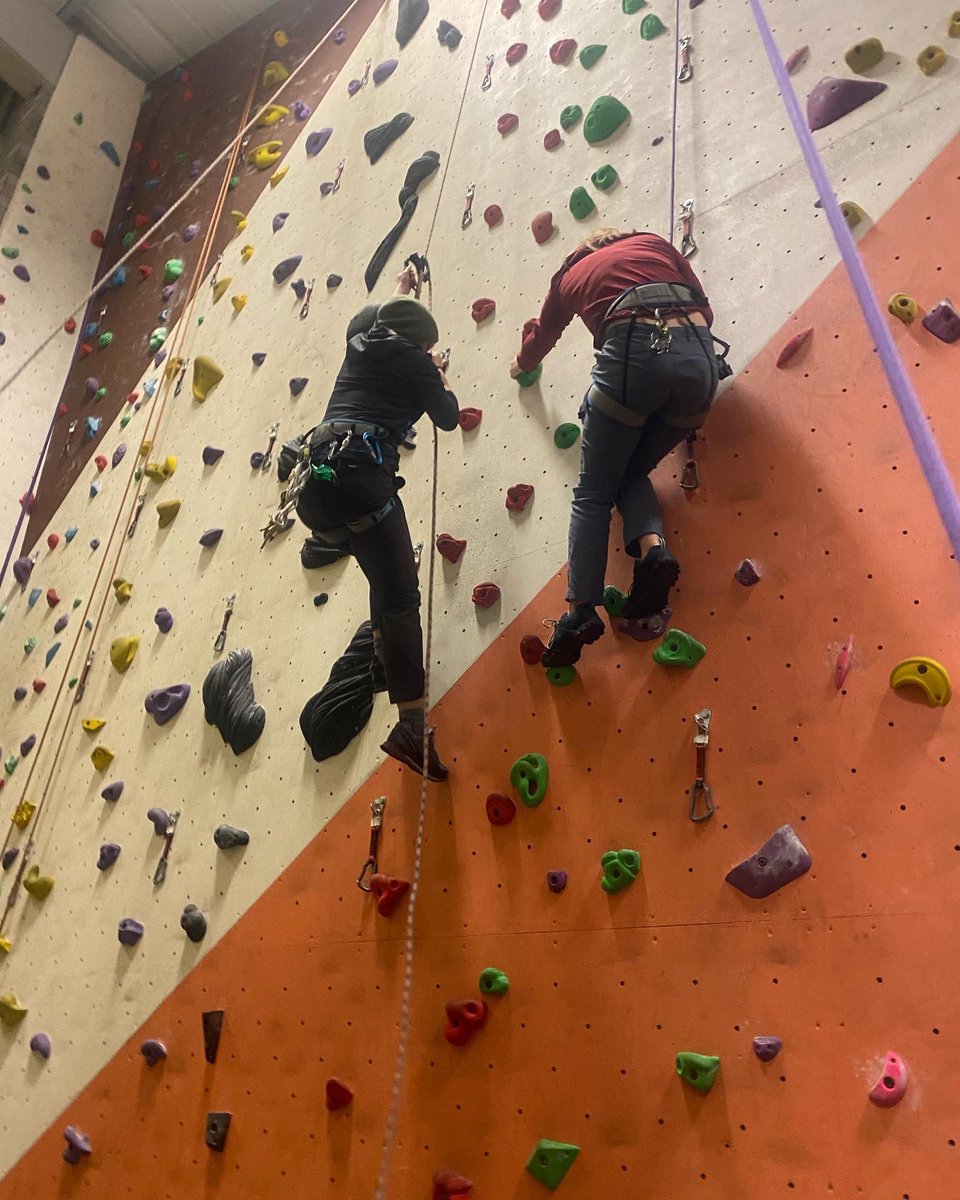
214, 824, 249, 849
364, 150, 440, 293
326, 273, 342, 288
202, 1009, 225, 1062
252, 352, 267, 366
181, 903, 207, 942
437, 19, 462, 48
205, 1111, 231, 1152
273, 255, 302, 284
314, 593, 329, 606
202, 648, 266, 755
363, 113, 414, 164
396, 0, 429, 47
299, 621, 376, 761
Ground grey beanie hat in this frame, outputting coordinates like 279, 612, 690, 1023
375, 296, 439, 347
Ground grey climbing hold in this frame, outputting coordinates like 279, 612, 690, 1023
373, 59, 399, 85
65, 526, 78, 542
396, 0, 429, 47
3, 847, 19, 870
326, 274, 342, 288
306, 128, 332, 156
806, 77, 886, 132
364, 112, 414, 164
144, 683, 191, 725
97, 843, 121, 870
289, 377, 308, 396
118, 917, 144, 945
147, 807, 171, 835
438, 19, 462, 48
140, 1039, 167, 1066
725, 824, 811, 899
101, 781, 124, 801
199, 529, 223, 547
30, 1031, 52, 1059
181, 903, 207, 943
272, 212, 289, 232
273, 255, 302, 284
214, 824, 250, 849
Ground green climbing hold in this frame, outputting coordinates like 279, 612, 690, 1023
570, 186, 597, 220
600, 848, 641, 894
4, 754, 19, 776
516, 363, 542, 387
120, 414, 131, 429
198, 315, 205, 325
623, 0, 648, 11
579, 44, 607, 69
583, 95, 631, 144
141, 90, 152, 105
134, 466, 143, 481
149, 327, 168, 353
602, 586, 626, 617
228, 175, 240, 190
479, 967, 510, 996
174, 152, 188, 164
164, 259, 184, 283
24, 635, 37, 655
73, 112, 84, 125
554, 422, 580, 449
653, 628, 706, 668
591, 163, 619, 191
94, 387, 107, 401
2, 246, 19, 259
21, 183, 31, 194
525, 1139, 580, 1190
510, 752, 549, 808
559, 104, 583, 131
641, 13, 666, 39
546, 665, 576, 687
98, 333, 112, 349
68, 677, 78, 689
676, 1051, 720, 1092
122, 232, 136, 249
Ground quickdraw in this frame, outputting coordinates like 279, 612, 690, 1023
689, 707, 715, 822
679, 198, 697, 258
331, 160, 345, 193
260, 443, 311, 548
74, 647, 95, 705
174, 360, 189, 397
213, 593, 236, 654
60, 420, 78, 461
300, 278, 315, 320
678, 36, 693, 82
127, 492, 146, 538
680, 433, 699, 491
153, 809, 180, 886
260, 422, 280, 472
357, 797, 387, 890
461, 183, 476, 230
481, 53, 495, 91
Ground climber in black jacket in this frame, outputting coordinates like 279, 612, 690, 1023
296, 273, 458, 781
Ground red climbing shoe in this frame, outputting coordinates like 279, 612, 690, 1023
622, 544, 680, 619
381, 721, 449, 782
540, 604, 605, 668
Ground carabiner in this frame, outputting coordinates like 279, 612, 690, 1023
679, 198, 697, 258
680, 434, 699, 491
462, 183, 476, 230
689, 707, 714, 821
481, 54, 494, 91
362, 431, 383, 465
357, 798, 387, 891
690, 779, 715, 822
678, 36, 693, 83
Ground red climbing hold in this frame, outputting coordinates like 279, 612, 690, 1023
46, 589, 60, 608
506, 42, 528, 65
369, 874, 410, 917
149, 158, 160, 173
486, 792, 517, 825
95, 455, 107, 472
47, 533, 59, 550
497, 113, 519, 136
520, 635, 546, 665
58, 403, 68, 417
133, 141, 143, 154
506, 483, 535, 511
550, 39, 577, 64
90, 230, 105, 248
33, 679, 46, 694
501, 0, 520, 15
544, 129, 562, 151
134, 213, 150, 229
835, 635, 854, 690
532, 211, 555, 245
436, 533, 467, 563
127, 391, 139, 405
472, 582, 501, 608
64, 317, 76, 334
483, 204, 503, 228
458, 407, 483, 431
444, 999, 488, 1046
538, 0, 561, 17
325, 1078, 354, 1110
79, 343, 93, 357
139, 265, 153, 280
471, 297, 496, 323
182, 89, 193, 103
775, 326, 813, 368
433, 1171, 473, 1200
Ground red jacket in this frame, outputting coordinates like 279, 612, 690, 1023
516, 232, 714, 372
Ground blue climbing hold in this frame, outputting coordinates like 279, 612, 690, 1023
99, 140, 121, 166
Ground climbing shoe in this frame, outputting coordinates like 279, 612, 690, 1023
381, 720, 449, 782
622, 544, 680, 619
540, 604, 605, 668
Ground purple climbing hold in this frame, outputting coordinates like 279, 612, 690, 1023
63, 1127, 92, 1165
154, 348, 167, 368
293, 100, 311, 120
147, 808, 170, 835
37, 165, 50, 180
252, 352, 267, 366
161, 284, 175, 302
90, 538, 100, 551
922, 299, 960, 344
753, 1035, 782, 1061
373, 59, 399, 85
689, 0, 705, 7
734, 558, 761, 586
14, 265, 30, 282
144, 683, 191, 725
618, 607, 672, 643
54, 615, 69, 634
118, 917, 144, 945
183, 223, 200, 242
272, 212, 289, 232
140, 1038, 167, 1066
291, 278, 307, 300
14, 686, 28, 701
202, 445, 225, 465
306, 128, 332, 156
97, 843, 121, 870
85, 376, 100, 395
101, 781, 124, 801
547, 870, 568, 893
289, 376, 308, 396
334, 28, 346, 44
20, 734, 36, 757
327, 274, 342, 288
154, 607, 174, 633
347, 78, 363, 96
725, 824, 812, 899
199, 528, 223, 547
30, 1031, 52, 1059
320, 181, 336, 196
112, 443, 127, 468
2, 847, 19, 870
273, 255, 302, 284
806, 77, 887, 132
189, 159, 203, 178
13, 556, 34, 585
250, 451, 265, 470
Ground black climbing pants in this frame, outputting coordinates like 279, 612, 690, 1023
567, 323, 720, 606
297, 463, 424, 704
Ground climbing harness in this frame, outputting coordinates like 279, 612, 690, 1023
152, 809, 181, 886
299, 278, 315, 320
690, 707, 715, 822
678, 36, 693, 82
679, 198, 697, 258
357, 797, 387, 891
461, 183, 476, 229
481, 53, 495, 90
680, 435, 700, 491
213, 593, 236, 654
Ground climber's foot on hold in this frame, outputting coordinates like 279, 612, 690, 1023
381, 709, 448, 782
622, 541, 680, 619
541, 604, 605, 668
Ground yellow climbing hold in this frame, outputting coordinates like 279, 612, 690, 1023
248, 140, 283, 170
144, 455, 177, 483
81, 718, 106, 732
91, 745, 115, 771
109, 636, 139, 674
229, 210, 248, 235
156, 498, 182, 528
0, 937, 11, 956
917, 44, 946, 75
164, 356, 184, 381
270, 166, 289, 187
272, 29, 289, 48
950, 11, 960, 37
193, 356, 224, 401
231, 294, 248, 313
263, 60, 289, 88
139, 439, 153, 458
257, 103, 289, 126
889, 657, 951, 707
0, 993, 27, 1026
12, 798, 35, 830
241, 245, 255, 262
887, 293, 918, 323
113, 578, 133, 603
23, 865, 54, 901
212, 277, 232, 303
840, 201, 866, 229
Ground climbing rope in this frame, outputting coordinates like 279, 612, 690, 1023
668, 0, 682, 244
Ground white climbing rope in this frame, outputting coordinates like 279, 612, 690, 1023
668, 0, 682, 243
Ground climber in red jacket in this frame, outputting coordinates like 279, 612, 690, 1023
511, 227, 728, 667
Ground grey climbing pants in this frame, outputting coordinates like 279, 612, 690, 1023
566, 323, 720, 606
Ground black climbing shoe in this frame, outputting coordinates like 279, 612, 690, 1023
371, 655, 388, 694
540, 604, 605, 668
381, 721, 449, 782
622, 544, 680, 619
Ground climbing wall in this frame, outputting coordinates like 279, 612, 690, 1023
1, 0, 959, 1194
0, 35, 141, 531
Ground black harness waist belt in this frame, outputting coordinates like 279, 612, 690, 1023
603, 281, 707, 327
310, 419, 394, 468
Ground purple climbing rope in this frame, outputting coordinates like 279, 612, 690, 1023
746, 0, 960, 562
668, 0, 682, 243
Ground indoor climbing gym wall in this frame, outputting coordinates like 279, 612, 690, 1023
0, 0, 959, 1195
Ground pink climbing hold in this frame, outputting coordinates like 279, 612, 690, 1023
459, 407, 483, 431
544, 129, 562, 151
775, 326, 813, 368
483, 204, 503, 228
472, 582, 501, 609
46, 589, 60, 608
520, 634, 546, 665
806, 77, 887, 133
505, 483, 534, 511
549, 39, 577, 65
834, 635, 854, 690
501, 0, 520, 15
95, 455, 107, 472
436, 533, 467, 563
868, 1051, 908, 1107
538, 0, 561, 17
785, 45, 809, 74
497, 113, 519, 136
471, 297, 496, 322
922, 299, 960, 344
531, 211, 555, 245
506, 42, 528, 65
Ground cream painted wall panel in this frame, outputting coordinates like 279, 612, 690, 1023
1, 0, 959, 1175
0, 0, 74, 85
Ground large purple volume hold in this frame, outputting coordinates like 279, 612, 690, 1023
806, 77, 886, 132
725, 824, 812, 898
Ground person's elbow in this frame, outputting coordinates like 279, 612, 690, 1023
434, 392, 460, 431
